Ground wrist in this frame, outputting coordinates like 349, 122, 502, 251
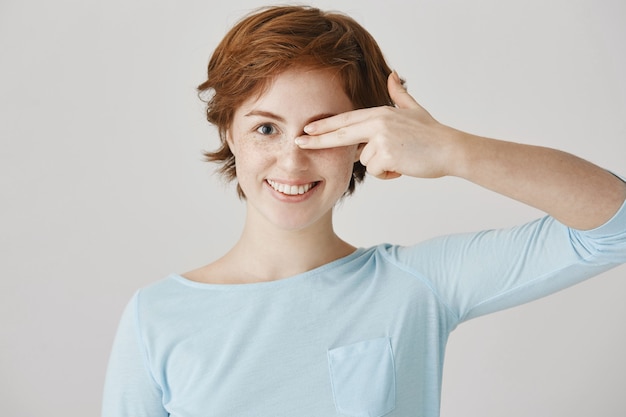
441, 126, 477, 179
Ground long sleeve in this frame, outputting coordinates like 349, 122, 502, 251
395, 196, 626, 324
102, 292, 168, 417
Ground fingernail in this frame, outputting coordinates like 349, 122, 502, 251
295, 136, 308, 146
303, 123, 316, 134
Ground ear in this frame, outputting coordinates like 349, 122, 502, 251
226, 129, 237, 157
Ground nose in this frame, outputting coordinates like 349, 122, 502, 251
276, 134, 311, 172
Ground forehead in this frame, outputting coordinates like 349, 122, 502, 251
235, 67, 354, 118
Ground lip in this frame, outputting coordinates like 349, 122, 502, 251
265, 179, 321, 201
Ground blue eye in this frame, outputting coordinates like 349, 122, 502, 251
256, 124, 277, 136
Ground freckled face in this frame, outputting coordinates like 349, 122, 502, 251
227, 68, 359, 231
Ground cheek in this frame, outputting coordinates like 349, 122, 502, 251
322, 146, 359, 165
232, 133, 274, 167
317, 146, 359, 176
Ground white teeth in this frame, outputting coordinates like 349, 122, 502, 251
267, 180, 315, 195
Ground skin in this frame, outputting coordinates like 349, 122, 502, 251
185, 69, 626, 284
297, 71, 626, 231
184, 68, 361, 284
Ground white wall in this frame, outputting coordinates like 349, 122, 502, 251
1, 0, 624, 415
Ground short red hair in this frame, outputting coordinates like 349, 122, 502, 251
197, 5, 395, 197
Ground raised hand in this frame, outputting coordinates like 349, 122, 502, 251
296, 71, 625, 230
295, 71, 457, 180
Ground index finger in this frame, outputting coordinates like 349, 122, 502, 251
295, 107, 377, 149
303, 107, 375, 135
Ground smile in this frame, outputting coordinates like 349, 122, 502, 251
266, 179, 319, 195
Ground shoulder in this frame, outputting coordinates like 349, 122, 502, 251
179, 255, 235, 284
348, 243, 440, 280
131, 274, 201, 316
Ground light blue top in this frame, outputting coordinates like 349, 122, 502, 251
103, 200, 626, 417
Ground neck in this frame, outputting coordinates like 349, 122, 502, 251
226, 208, 355, 283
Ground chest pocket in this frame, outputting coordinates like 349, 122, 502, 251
327, 337, 396, 417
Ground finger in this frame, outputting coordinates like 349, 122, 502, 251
303, 107, 378, 136
359, 145, 402, 180
295, 119, 372, 149
378, 171, 402, 180
365, 161, 402, 180
358, 141, 372, 166
388, 71, 422, 111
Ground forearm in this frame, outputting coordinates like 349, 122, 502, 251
297, 72, 626, 227
447, 129, 626, 230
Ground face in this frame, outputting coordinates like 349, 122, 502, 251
227, 67, 359, 231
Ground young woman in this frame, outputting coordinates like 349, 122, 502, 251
102, 6, 626, 417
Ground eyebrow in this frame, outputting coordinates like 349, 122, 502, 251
244, 110, 336, 125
